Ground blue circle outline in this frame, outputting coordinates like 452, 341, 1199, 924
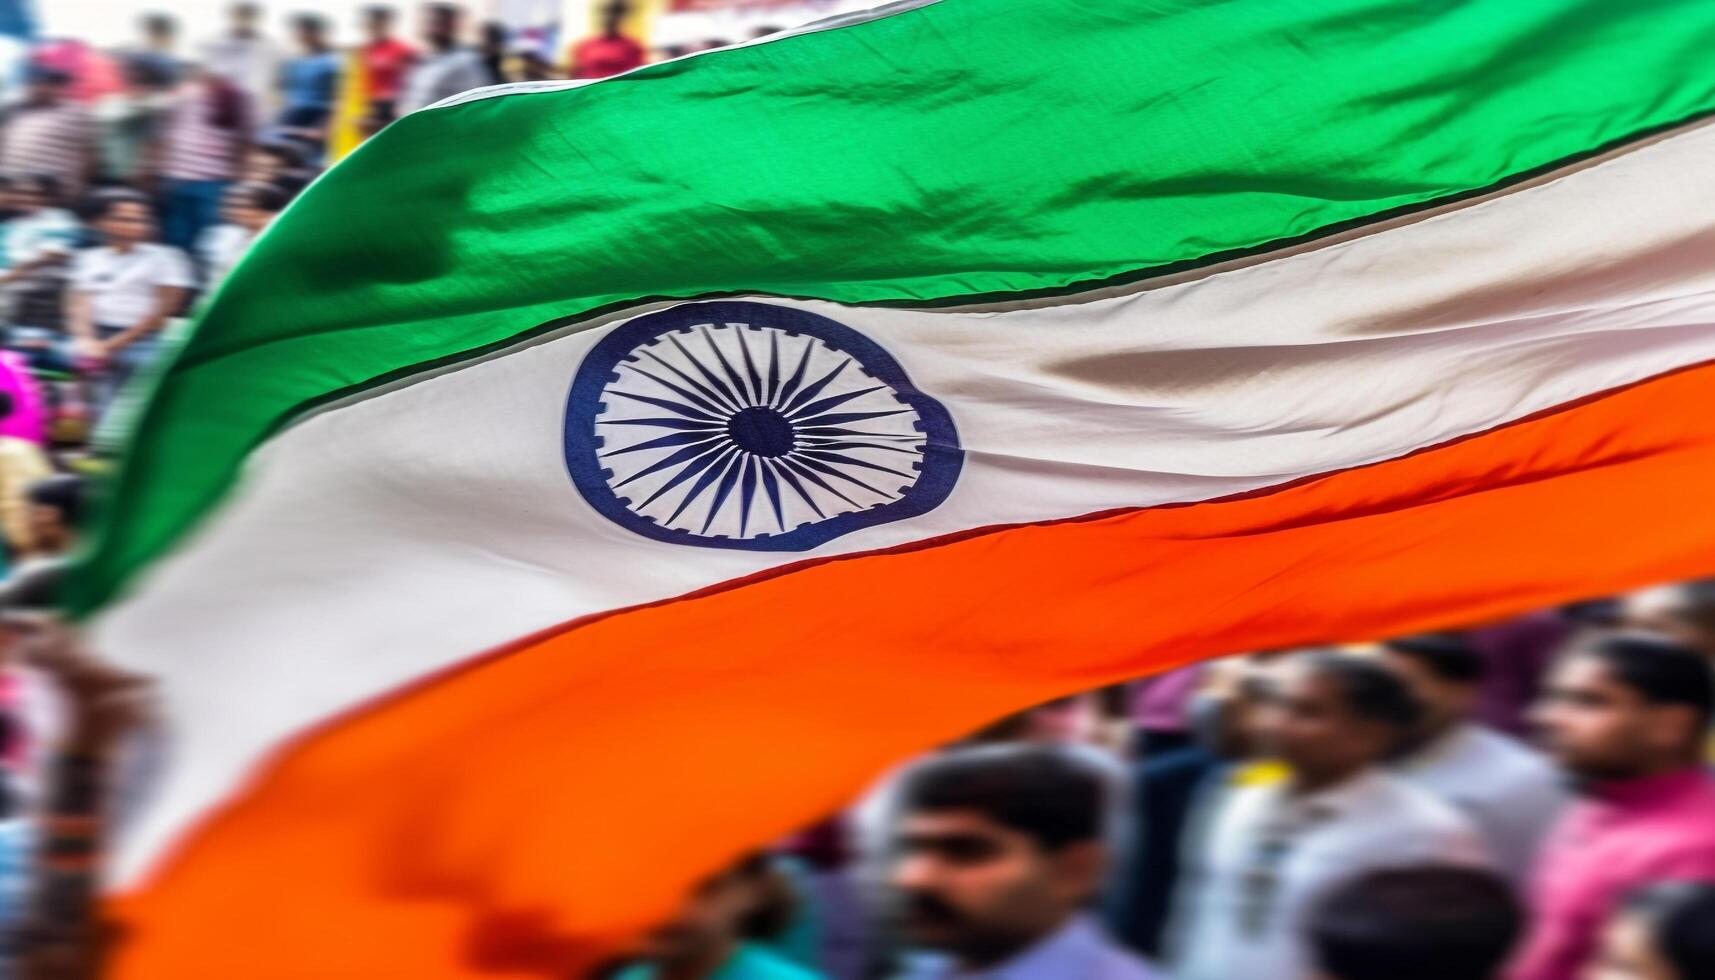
564, 301, 964, 551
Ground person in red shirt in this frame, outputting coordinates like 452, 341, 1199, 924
1512, 634, 1715, 980
569, 0, 645, 80
359, 5, 417, 130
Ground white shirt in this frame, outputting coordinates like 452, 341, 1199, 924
1168, 768, 1488, 980
397, 48, 492, 115
195, 223, 255, 288
1392, 721, 1568, 884
199, 34, 284, 113
69, 244, 194, 330
896, 915, 1161, 980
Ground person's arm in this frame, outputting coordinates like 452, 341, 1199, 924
99, 284, 187, 356
64, 288, 102, 363
0, 442, 52, 554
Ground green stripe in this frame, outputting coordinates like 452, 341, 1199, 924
76, 0, 1715, 613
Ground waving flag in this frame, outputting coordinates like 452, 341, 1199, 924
82, 0, 1715, 976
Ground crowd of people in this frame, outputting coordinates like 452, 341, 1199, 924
1, 4, 1714, 980
580, 593, 1715, 980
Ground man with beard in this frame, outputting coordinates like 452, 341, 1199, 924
1512, 633, 1715, 980
888, 744, 1157, 979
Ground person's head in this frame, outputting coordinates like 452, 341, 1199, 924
1254, 651, 1423, 788
600, 0, 630, 36
363, 5, 396, 41
479, 20, 507, 53
1378, 633, 1485, 748
1621, 581, 1715, 656
634, 854, 792, 970
87, 189, 155, 247
1530, 633, 1714, 786
1308, 866, 1521, 980
889, 745, 1109, 967
23, 66, 71, 107
242, 141, 305, 184
4, 173, 62, 214
221, 181, 287, 232
26, 475, 84, 555
1188, 652, 1290, 761
293, 13, 329, 51
230, 1, 263, 36
422, 3, 463, 49
1592, 882, 1715, 980
140, 12, 178, 48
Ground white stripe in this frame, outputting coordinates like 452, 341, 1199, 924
100, 120, 1715, 885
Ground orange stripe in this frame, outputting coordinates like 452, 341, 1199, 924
109, 363, 1715, 979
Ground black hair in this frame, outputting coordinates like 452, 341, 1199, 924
293, 13, 328, 33
1300, 651, 1425, 731
1622, 881, 1715, 979
364, 5, 396, 19
1672, 579, 1715, 634
0, 392, 14, 420
235, 180, 289, 214
255, 140, 307, 170
14, 173, 63, 205
898, 745, 1104, 851
26, 474, 85, 527
1310, 866, 1522, 980
84, 187, 152, 222
1385, 632, 1485, 684
141, 12, 178, 35
1582, 632, 1714, 728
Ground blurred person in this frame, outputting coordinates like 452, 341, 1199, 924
1168, 651, 1487, 980
478, 22, 510, 86
0, 174, 80, 359
1379, 633, 1567, 882
397, 3, 492, 114
888, 744, 1160, 979
0, 393, 52, 563
1513, 634, 1715, 980
1469, 610, 1574, 737
197, 180, 286, 286
126, 13, 189, 86
571, 0, 646, 79
1128, 664, 1203, 756
359, 6, 417, 130
201, 1, 285, 115
19, 474, 85, 570
1109, 654, 1282, 957
240, 139, 309, 186
1590, 882, 1715, 980
65, 190, 193, 411
276, 14, 341, 160
615, 854, 824, 980
1307, 866, 1522, 980
1621, 581, 1715, 657
98, 55, 179, 187
152, 65, 252, 250
505, 45, 559, 84
0, 68, 98, 204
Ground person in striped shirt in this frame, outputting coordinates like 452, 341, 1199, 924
0, 69, 97, 205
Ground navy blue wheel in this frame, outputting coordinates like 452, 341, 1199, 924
564, 301, 963, 551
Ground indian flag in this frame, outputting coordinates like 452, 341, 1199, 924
81, 0, 1715, 976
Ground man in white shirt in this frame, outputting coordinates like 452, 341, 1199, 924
397, 3, 494, 115
1168, 651, 1488, 980
65, 191, 194, 412
1377, 634, 1568, 883
200, 2, 284, 119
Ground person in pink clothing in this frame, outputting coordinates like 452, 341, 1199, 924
1511, 633, 1715, 980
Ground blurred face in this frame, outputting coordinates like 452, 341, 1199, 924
26, 79, 66, 106
27, 504, 67, 552
890, 809, 1097, 964
1531, 654, 1695, 783
98, 201, 155, 244
1254, 660, 1393, 782
1377, 650, 1471, 743
635, 869, 756, 964
1587, 912, 1677, 980
424, 7, 459, 46
366, 11, 394, 40
232, 4, 261, 32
